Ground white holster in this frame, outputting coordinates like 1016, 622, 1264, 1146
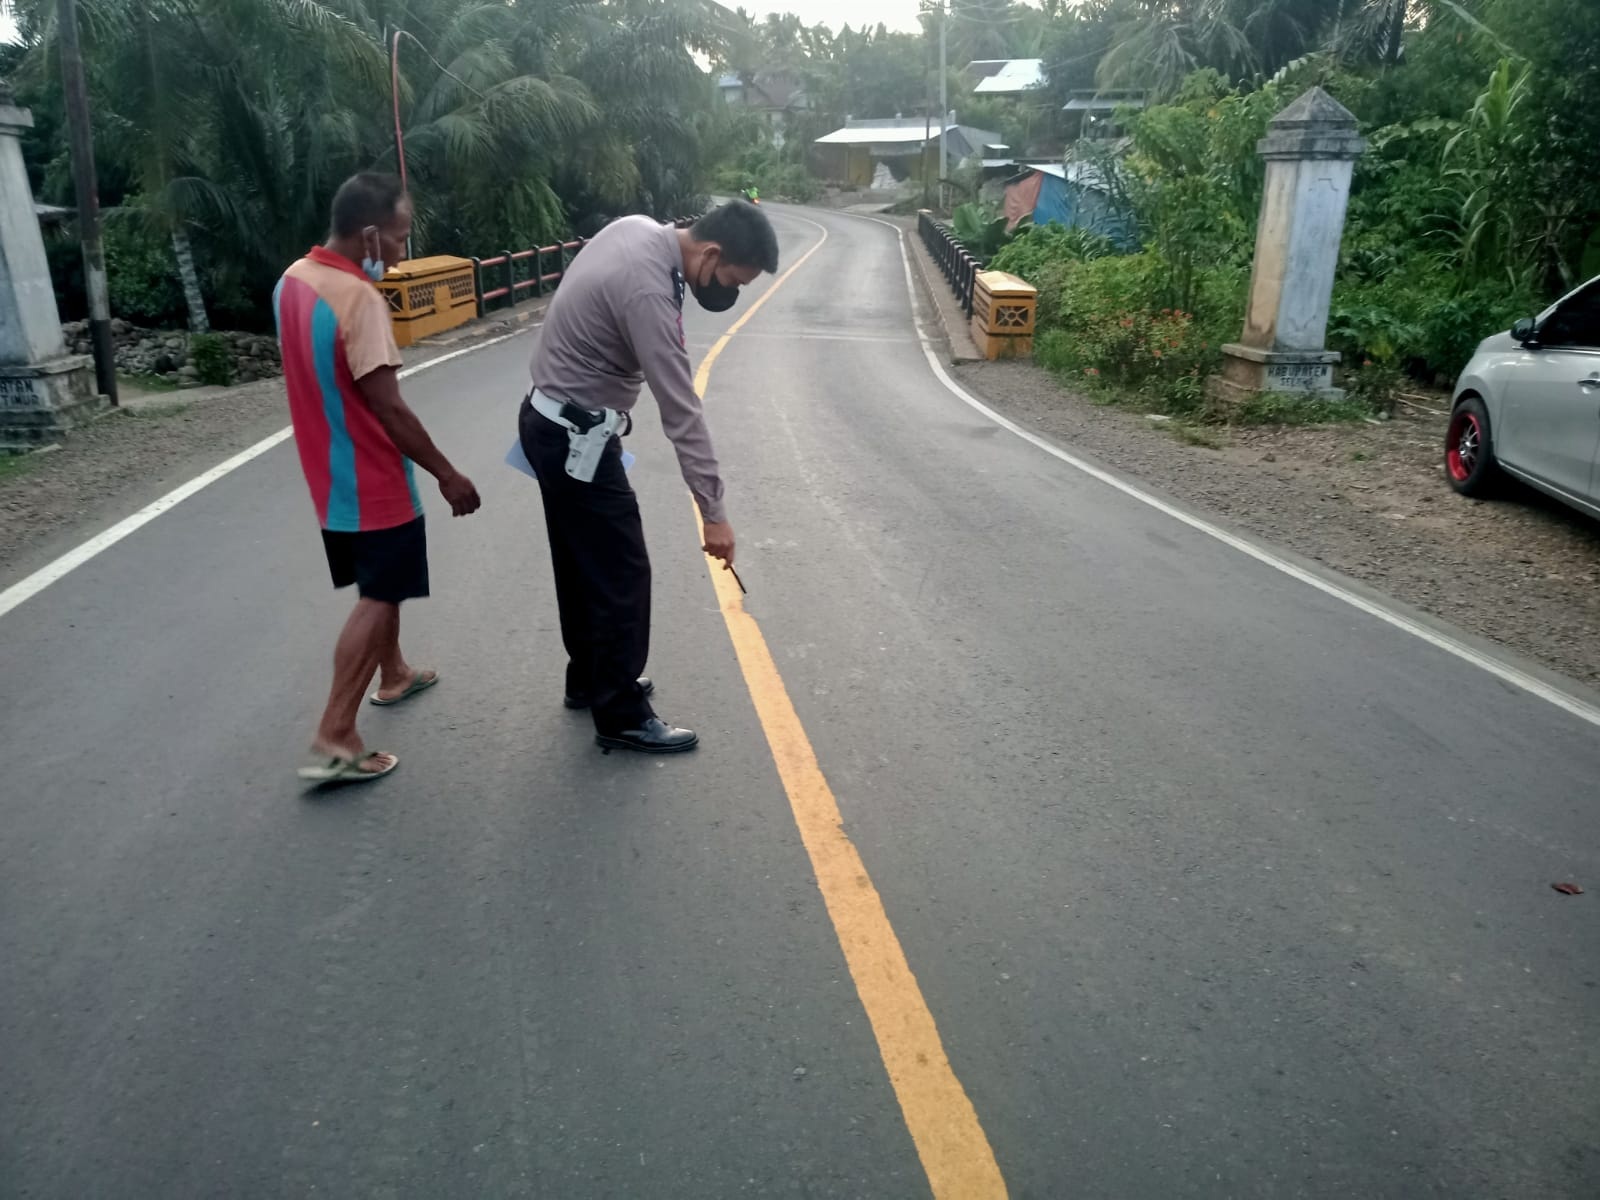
530, 389, 626, 483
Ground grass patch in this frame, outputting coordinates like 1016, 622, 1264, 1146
0, 450, 46, 484
121, 401, 192, 420
120, 371, 180, 392
1041, 348, 1381, 430
1170, 421, 1226, 449
1225, 392, 1372, 427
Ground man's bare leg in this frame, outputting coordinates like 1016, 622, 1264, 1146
312, 598, 399, 772
372, 609, 435, 702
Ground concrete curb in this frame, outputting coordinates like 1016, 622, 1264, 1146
902, 224, 983, 365
115, 303, 547, 415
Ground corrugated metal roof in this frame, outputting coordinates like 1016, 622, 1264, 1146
815, 122, 945, 145
1064, 94, 1146, 112
973, 58, 1044, 94
815, 121, 998, 147
1006, 161, 1114, 191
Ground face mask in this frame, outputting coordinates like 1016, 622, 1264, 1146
691, 255, 740, 312
361, 228, 386, 281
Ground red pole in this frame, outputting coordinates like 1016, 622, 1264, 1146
390, 29, 407, 194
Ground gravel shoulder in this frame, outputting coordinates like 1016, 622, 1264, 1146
950, 359, 1600, 689
0, 309, 540, 585
891, 221, 1600, 688
10, 243, 1600, 693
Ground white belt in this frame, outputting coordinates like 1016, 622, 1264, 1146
530, 388, 594, 430
529, 388, 625, 482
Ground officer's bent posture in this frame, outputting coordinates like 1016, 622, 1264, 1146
519, 201, 780, 753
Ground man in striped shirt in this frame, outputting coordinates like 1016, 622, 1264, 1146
275, 173, 480, 784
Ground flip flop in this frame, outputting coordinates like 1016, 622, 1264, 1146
369, 669, 439, 707
297, 751, 400, 784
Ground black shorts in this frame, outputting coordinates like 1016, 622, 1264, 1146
320, 516, 430, 604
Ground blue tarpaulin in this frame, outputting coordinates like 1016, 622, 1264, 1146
1004, 164, 1135, 248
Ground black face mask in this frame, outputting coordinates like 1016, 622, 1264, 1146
692, 260, 741, 312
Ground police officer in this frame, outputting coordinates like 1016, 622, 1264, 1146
519, 201, 779, 752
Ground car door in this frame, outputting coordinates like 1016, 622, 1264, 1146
1498, 280, 1600, 502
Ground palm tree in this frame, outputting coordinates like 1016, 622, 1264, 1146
1087, 0, 1515, 99
11, 0, 731, 326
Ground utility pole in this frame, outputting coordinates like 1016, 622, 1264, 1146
938, 0, 948, 212
388, 27, 414, 260
922, 33, 933, 209
56, 0, 117, 405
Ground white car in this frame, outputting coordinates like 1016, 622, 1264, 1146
1446, 275, 1600, 520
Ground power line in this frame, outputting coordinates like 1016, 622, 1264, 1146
392, 29, 491, 104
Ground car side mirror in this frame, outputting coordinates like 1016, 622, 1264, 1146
1512, 316, 1538, 345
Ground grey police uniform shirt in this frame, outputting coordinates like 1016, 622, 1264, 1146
529, 215, 726, 524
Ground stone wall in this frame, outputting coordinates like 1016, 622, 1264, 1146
60, 319, 281, 387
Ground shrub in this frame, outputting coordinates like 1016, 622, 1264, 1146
709, 157, 819, 205
1341, 359, 1405, 417
189, 332, 234, 386
1054, 252, 1162, 332
988, 223, 1116, 281
1417, 284, 1537, 381
951, 202, 1024, 263
1063, 304, 1221, 409
1329, 270, 1538, 383
1327, 288, 1424, 368
1035, 329, 1079, 378
103, 222, 187, 327
1007, 248, 1242, 417
1029, 259, 1078, 329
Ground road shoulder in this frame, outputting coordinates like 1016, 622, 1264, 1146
0, 309, 541, 586
893, 219, 1600, 688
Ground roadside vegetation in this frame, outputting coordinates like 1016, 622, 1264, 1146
8, 0, 1594, 396
975, 1, 1599, 425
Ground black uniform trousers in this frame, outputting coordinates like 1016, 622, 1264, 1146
519, 398, 654, 734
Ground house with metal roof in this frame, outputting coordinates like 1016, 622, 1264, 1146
812, 117, 1001, 187
970, 58, 1045, 96
1064, 90, 1147, 140
716, 70, 811, 147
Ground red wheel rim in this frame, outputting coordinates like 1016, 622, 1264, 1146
1447, 410, 1481, 482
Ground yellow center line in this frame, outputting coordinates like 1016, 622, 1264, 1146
692, 220, 1009, 1199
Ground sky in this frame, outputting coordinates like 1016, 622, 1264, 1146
0, 3, 929, 49
0, 4, 926, 46
749, 0, 924, 33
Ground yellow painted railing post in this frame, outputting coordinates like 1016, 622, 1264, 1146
375, 256, 478, 348
969, 270, 1037, 360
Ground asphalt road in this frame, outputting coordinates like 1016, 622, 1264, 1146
2, 206, 1597, 1199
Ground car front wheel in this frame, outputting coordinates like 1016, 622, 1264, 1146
1445, 395, 1500, 497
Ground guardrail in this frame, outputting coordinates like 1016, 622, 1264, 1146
918, 209, 982, 316
471, 214, 702, 318
472, 241, 584, 317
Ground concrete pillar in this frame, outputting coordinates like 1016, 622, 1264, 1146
0, 81, 103, 451
1215, 87, 1366, 402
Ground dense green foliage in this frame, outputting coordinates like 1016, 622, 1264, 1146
188, 332, 234, 387
9, 0, 725, 329
978, 0, 1600, 418
12, 0, 1595, 374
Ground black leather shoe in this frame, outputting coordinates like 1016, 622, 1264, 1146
595, 718, 698, 754
564, 677, 654, 710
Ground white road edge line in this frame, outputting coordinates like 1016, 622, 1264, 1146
0, 328, 530, 622
847, 211, 1600, 732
